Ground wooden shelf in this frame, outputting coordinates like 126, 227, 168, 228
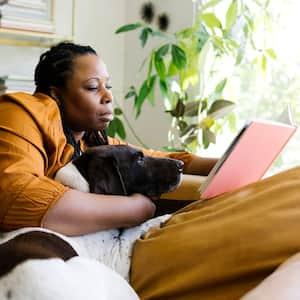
0, 0, 76, 48
0, 27, 74, 48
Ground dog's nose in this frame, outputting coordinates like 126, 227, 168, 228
176, 160, 184, 171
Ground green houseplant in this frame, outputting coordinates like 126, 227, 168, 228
108, 0, 275, 152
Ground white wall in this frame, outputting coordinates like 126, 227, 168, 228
123, 0, 194, 149
0, 45, 43, 79
75, 0, 126, 102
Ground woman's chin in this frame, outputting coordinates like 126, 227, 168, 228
96, 120, 111, 130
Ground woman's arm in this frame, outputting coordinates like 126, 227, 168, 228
183, 156, 218, 176
108, 137, 218, 176
0, 95, 155, 234
42, 190, 156, 236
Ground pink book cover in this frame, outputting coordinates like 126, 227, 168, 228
200, 115, 297, 199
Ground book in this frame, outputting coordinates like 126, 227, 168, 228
0, 75, 34, 94
199, 105, 297, 199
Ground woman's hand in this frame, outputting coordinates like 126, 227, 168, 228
125, 193, 156, 226
42, 189, 156, 236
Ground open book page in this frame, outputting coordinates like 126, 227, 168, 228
199, 105, 297, 199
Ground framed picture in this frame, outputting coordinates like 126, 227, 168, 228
0, 0, 55, 33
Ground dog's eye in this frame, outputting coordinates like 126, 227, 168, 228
136, 155, 144, 165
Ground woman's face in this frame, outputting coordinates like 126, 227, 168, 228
58, 53, 113, 133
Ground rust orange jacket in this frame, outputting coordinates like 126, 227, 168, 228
0, 92, 196, 230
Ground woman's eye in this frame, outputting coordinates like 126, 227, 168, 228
86, 86, 98, 91
105, 85, 112, 90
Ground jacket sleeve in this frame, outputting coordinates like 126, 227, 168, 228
0, 100, 68, 230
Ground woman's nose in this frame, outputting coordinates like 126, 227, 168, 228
101, 87, 113, 104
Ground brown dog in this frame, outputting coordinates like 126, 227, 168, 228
72, 145, 184, 197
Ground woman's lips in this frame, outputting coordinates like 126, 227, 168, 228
98, 113, 113, 122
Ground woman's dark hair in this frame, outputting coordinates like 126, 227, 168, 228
34, 42, 96, 94
34, 42, 108, 159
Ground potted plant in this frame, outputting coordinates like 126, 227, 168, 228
109, 0, 275, 152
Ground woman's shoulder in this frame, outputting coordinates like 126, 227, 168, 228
0, 91, 56, 109
0, 92, 61, 131
0, 92, 59, 120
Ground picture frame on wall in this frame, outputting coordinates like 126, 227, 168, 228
0, 0, 55, 34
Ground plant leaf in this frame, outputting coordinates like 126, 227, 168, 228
184, 100, 201, 117
200, 99, 208, 112
179, 124, 197, 137
114, 107, 123, 116
261, 54, 267, 71
226, 0, 238, 31
125, 86, 137, 99
139, 27, 153, 47
167, 60, 179, 76
159, 79, 169, 100
176, 27, 195, 39
115, 23, 143, 34
207, 99, 235, 119
183, 134, 198, 145
114, 117, 126, 139
106, 120, 116, 137
197, 24, 209, 52
147, 50, 154, 82
200, 0, 224, 12
202, 128, 216, 148
171, 44, 187, 70
156, 44, 170, 58
265, 48, 277, 59
235, 45, 245, 65
147, 75, 157, 106
202, 13, 222, 30
178, 120, 188, 131
171, 99, 185, 117
135, 77, 155, 117
215, 78, 227, 94
199, 116, 214, 129
154, 53, 166, 79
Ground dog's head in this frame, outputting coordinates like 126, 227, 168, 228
72, 145, 183, 198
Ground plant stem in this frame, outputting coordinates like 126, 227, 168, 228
114, 95, 149, 148
121, 111, 150, 149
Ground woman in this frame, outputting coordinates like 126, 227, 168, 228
1, 42, 300, 300
0, 42, 216, 235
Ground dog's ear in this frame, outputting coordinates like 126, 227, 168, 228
73, 146, 128, 195
73, 146, 116, 180
88, 156, 126, 195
